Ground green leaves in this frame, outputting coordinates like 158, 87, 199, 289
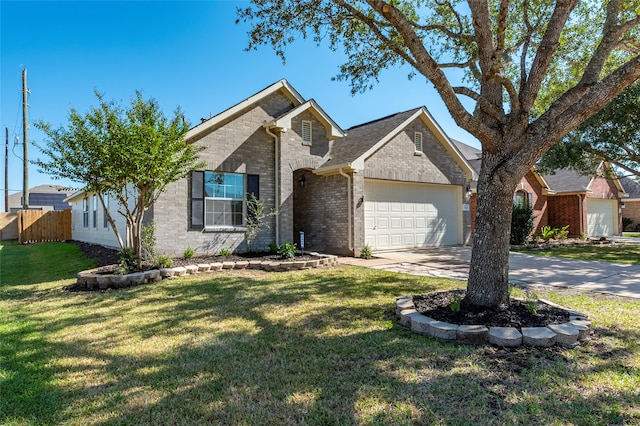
34, 90, 205, 261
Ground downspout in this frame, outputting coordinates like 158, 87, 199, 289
265, 126, 280, 244
577, 194, 583, 237
338, 167, 354, 254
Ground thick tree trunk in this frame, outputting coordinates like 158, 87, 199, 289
464, 157, 521, 309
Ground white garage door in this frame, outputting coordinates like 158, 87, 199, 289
587, 199, 617, 237
364, 180, 460, 250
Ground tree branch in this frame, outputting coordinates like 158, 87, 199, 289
520, 0, 579, 112
362, 0, 500, 144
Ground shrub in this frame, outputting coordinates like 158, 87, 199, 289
268, 242, 279, 253
118, 247, 139, 272
219, 248, 231, 256
245, 193, 278, 252
277, 241, 297, 259
141, 220, 156, 261
183, 246, 195, 259
510, 203, 534, 245
155, 255, 173, 268
623, 217, 634, 231
360, 244, 372, 259
540, 225, 556, 242
555, 225, 570, 240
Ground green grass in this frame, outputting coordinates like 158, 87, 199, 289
513, 243, 640, 265
1, 241, 639, 425
623, 232, 640, 238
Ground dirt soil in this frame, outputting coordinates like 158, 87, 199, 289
413, 290, 570, 328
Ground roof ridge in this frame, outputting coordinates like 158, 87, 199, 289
346, 107, 422, 131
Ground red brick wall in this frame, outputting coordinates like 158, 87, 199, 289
547, 194, 585, 237
623, 200, 640, 230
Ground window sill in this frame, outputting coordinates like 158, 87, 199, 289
202, 226, 247, 233
414, 151, 423, 156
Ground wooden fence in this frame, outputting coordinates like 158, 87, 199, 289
17, 210, 72, 244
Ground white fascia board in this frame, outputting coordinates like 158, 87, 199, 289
185, 79, 305, 143
64, 190, 88, 203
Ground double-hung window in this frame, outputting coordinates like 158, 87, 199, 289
205, 172, 244, 227
191, 171, 260, 230
82, 198, 89, 228
103, 194, 109, 228
92, 195, 98, 228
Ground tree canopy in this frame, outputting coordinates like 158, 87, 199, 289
239, 0, 640, 308
537, 81, 640, 179
35, 91, 205, 268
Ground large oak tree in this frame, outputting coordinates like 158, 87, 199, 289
35, 91, 205, 269
238, 0, 640, 308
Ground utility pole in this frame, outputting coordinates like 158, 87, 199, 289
22, 68, 29, 210
5, 127, 8, 212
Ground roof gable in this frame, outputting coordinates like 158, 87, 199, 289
185, 79, 305, 143
264, 99, 345, 140
317, 107, 476, 180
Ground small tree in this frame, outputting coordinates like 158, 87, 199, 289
510, 203, 534, 246
244, 193, 278, 252
35, 91, 205, 269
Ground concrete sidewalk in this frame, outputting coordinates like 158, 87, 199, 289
339, 245, 640, 299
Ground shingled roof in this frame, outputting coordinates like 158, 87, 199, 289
540, 168, 592, 193
621, 176, 640, 199
317, 108, 421, 170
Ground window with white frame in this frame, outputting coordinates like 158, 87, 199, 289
103, 194, 109, 228
204, 172, 245, 227
414, 132, 423, 152
92, 195, 98, 228
514, 190, 532, 207
191, 171, 259, 230
302, 120, 312, 145
82, 198, 89, 228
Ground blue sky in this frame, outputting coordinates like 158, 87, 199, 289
1, 0, 479, 211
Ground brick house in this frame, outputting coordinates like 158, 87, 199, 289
66, 79, 476, 256
621, 177, 640, 231
455, 140, 627, 238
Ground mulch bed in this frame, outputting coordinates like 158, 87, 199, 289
70, 240, 321, 272
412, 290, 570, 328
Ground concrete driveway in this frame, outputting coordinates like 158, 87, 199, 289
339, 244, 640, 299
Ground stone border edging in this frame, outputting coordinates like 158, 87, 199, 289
396, 294, 591, 347
76, 253, 338, 290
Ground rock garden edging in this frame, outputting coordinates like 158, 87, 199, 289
396, 295, 592, 348
76, 253, 338, 290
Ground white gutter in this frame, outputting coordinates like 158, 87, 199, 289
338, 167, 354, 254
265, 126, 280, 244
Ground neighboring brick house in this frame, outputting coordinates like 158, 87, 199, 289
621, 177, 640, 231
67, 79, 476, 255
455, 140, 627, 238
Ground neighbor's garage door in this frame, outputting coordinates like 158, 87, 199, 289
364, 180, 460, 250
587, 199, 617, 237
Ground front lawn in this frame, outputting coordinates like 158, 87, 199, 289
512, 242, 640, 265
1, 241, 639, 425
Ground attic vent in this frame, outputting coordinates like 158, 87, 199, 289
414, 132, 423, 152
302, 120, 312, 145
